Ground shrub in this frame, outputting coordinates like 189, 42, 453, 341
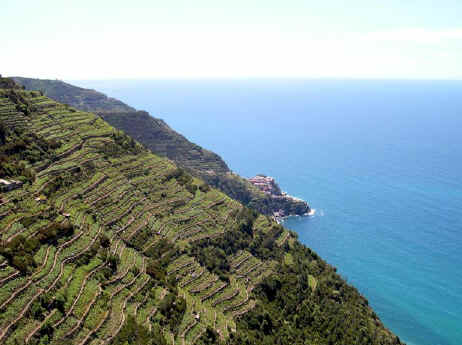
185, 182, 197, 195
159, 293, 186, 333
0, 235, 39, 273
146, 260, 166, 282
199, 183, 210, 193
107, 254, 120, 273
112, 315, 166, 345
100, 234, 111, 248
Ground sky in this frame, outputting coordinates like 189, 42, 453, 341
2, 0, 462, 79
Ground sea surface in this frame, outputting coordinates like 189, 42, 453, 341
73, 79, 462, 345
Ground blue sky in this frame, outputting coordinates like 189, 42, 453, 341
2, 0, 462, 79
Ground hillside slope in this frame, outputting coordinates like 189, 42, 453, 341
11, 77, 134, 113
0, 77, 402, 345
12, 77, 310, 217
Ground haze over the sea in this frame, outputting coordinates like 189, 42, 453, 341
74, 78, 462, 345
4, 1, 462, 80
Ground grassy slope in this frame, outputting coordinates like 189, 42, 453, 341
12, 77, 309, 217
0, 78, 402, 345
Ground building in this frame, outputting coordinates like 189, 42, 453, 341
247, 175, 282, 195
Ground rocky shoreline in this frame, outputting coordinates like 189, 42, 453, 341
247, 174, 312, 222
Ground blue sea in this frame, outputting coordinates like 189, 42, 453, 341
73, 79, 462, 345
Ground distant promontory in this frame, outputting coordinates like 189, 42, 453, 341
247, 174, 311, 221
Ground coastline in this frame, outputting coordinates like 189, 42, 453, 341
274, 207, 316, 224
247, 174, 312, 219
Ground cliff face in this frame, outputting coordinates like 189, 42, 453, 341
13, 77, 310, 217
248, 175, 310, 219
0, 77, 403, 345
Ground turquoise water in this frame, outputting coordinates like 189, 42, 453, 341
73, 79, 462, 345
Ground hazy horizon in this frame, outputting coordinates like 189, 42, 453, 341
8, 76, 462, 82
3, 0, 462, 80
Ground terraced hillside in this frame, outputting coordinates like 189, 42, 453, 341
13, 77, 310, 217
11, 77, 134, 113
0, 77, 402, 345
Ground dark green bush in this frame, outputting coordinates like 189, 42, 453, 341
158, 293, 186, 333
112, 315, 166, 345
0, 235, 39, 273
199, 183, 210, 193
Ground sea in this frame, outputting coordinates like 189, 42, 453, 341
72, 79, 462, 345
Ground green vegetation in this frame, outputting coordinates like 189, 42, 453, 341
0, 77, 402, 345
0, 235, 39, 273
12, 77, 133, 113
13, 77, 310, 217
113, 315, 166, 345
